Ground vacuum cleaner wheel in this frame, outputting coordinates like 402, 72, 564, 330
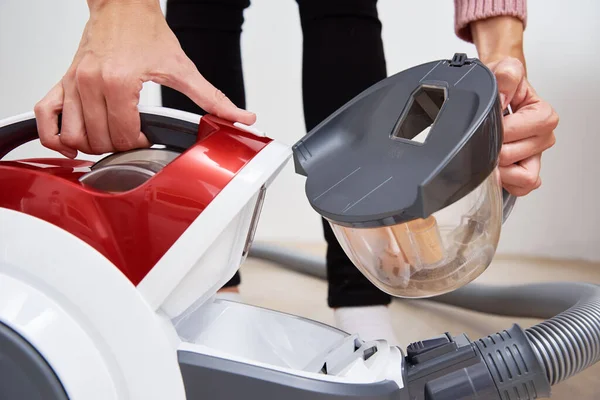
0, 321, 69, 400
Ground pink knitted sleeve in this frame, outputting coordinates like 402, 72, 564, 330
454, 0, 527, 42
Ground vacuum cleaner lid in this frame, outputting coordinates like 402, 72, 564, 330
293, 53, 503, 228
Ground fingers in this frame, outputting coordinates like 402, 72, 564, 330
75, 59, 113, 154
52, 57, 150, 155
37, 45, 254, 157
502, 100, 560, 144
155, 54, 256, 125
489, 57, 559, 197
103, 69, 150, 151
60, 73, 92, 154
499, 131, 556, 166
489, 57, 527, 109
33, 83, 78, 158
499, 155, 542, 196
503, 182, 541, 197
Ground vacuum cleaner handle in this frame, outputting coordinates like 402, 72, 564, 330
0, 106, 203, 159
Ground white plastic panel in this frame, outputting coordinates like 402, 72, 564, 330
174, 299, 347, 370
175, 300, 404, 388
0, 208, 186, 400
161, 192, 260, 318
137, 140, 292, 317
0, 271, 117, 399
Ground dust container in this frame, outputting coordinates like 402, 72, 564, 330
292, 54, 513, 298
329, 169, 504, 299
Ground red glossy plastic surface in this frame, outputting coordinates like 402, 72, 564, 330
0, 115, 271, 285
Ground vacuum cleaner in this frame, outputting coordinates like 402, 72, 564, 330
0, 53, 597, 399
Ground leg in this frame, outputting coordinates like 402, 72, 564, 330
162, 0, 250, 290
296, 0, 397, 343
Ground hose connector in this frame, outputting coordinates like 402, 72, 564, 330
475, 324, 551, 399
403, 325, 551, 399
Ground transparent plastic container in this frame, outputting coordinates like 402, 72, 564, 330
79, 148, 180, 192
329, 169, 504, 298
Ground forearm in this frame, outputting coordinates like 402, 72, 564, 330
471, 16, 526, 72
87, 0, 160, 13
454, 0, 528, 70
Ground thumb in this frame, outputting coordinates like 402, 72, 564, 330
155, 56, 256, 125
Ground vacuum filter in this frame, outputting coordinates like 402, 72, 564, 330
293, 54, 514, 298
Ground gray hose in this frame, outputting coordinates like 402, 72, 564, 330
434, 282, 600, 386
248, 242, 327, 279
247, 242, 600, 386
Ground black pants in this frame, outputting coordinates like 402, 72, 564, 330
162, 0, 391, 308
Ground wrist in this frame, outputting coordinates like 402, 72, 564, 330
479, 48, 526, 71
471, 16, 526, 67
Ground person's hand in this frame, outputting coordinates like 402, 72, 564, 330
34, 0, 255, 158
488, 57, 559, 196
470, 16, 558, 196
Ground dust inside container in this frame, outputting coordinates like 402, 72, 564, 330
329, 170, 503, 298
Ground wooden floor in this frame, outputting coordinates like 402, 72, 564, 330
238, 243, 600, 400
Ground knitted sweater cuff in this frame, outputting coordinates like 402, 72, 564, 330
454, 0, 527, 43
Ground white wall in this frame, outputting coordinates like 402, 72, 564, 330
1, 0, 599, 262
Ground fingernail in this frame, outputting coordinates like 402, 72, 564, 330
61, 150, 77, 159
242, 110, 257, 123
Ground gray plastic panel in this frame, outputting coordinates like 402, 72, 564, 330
0, 321, 69, 400
178, 350, 407, 399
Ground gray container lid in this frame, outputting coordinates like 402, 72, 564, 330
293, 54, 503, 228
